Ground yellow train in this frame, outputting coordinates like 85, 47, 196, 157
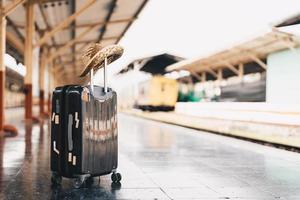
136, 76, 178, 111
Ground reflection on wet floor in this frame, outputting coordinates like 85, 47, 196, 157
1, 108, 300, 199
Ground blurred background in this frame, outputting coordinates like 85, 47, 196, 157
2, 0, 300, 199
4, 0, 300, 156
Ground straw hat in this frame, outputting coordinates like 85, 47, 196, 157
79, 43, 124, 77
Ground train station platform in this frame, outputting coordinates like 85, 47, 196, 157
124, 102, 300, 149
1, 107, 300, 199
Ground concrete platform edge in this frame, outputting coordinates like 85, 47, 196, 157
122, 109, 300, 149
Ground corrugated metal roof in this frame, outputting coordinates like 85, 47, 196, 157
119, 53, 184, 75
5, 0, 148, 84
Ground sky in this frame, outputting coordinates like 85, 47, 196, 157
95, 0, 300, 86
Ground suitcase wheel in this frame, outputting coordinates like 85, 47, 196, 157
51, 172, 62, 186
111, 172, 122, 183
73, 177, 85, 189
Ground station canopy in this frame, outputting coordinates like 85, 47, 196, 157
276, 13, 300, 27
118, 53, 183, 75
166, 29, 300, 81
5, 0, 148, 84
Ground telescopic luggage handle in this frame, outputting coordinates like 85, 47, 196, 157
89, 57, 108, 93
79, 44, 124, 92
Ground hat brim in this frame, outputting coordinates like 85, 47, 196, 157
79, 45, 123, 77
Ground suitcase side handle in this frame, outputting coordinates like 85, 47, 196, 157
67, 114, 73, 151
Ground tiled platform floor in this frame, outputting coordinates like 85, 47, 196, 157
1, 108, 300, 199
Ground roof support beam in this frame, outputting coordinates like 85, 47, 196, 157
29, 18, 134, 35
223, 62, 239, 75
73, 41, 95, 56
62, 18, 134, 30
205, 68, 217, 78
190, 71, 202, 82
53, 36, 118, 48
38, 2, 67, 86
38, 2, 57, 45
53, 40, 93, 48
48, 24, 99, 62
6, 31, 24, 52
271, 29, 300, 58
37, 0, 96, 47
278, 37, 300, 57
6, 17, 24, 41
281, 38, 297, 50
249, 55, 267, 70
97, 0, 118, 42
3, 0, 25, 16
56, 36, 118, 58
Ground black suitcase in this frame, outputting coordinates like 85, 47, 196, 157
50, 45, 122, 188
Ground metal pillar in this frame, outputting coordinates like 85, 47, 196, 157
24, 0, 34, 120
